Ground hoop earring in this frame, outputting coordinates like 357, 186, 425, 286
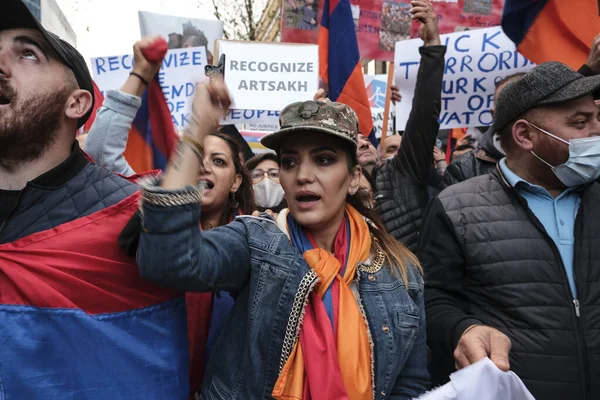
231, 191, 239, 209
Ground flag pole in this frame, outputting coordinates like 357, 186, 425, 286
381, 61, 395, 142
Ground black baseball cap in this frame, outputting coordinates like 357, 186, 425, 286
1, 0, 95, 127
494, 61, 600, 133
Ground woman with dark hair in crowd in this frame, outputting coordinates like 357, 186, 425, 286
81, 37, 256, 398
134, 78, 429, 399
245, 152, 288, 213
118, 127, 255, 398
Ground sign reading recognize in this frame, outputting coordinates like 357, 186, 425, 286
394, 26, 535, 130
218, 41, 319, 111
91, 47, 208, 129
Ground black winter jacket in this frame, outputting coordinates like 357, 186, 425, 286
442, 127, 502, 186
0, 142, 138, 243
374, 45, 446, 251
418, 166, 600, 400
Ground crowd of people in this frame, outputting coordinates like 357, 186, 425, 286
2, 0, 600, 398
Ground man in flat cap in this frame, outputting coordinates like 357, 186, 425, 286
418, 61, 600, 399
0, 1, 189, 398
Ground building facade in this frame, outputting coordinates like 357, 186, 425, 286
24, 0, 76, 47
23, 0, 42, 20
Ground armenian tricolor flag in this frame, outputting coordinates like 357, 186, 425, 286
502, 0, 600, 70
123, 76, 179, 172
318, 0, 373, 136
0, 191, 190, 398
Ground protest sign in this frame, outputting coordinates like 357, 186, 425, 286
216, 40, 319, 111
138, 11, 223, 65
394, 26, 535, 130
281, 0, 504, 62
91, 47, 208, 130
221, 109, 281, 131
365, 74, 394, 138
221, 74, 393, 136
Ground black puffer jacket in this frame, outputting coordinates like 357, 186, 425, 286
443, 126, 502, 186
374, 45, 446, 251
418, 167, 600, 400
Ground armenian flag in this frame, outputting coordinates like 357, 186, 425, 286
0, 191, 189, 398
502, 0, 600, 70
123, 76, 179, 172
319, 0, 373, 136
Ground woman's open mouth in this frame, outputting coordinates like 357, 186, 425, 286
296, 191, 321, 210
199, 179, 214, 190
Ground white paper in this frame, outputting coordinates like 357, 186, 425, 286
218, 40, 319, 111
394, 27, 535, 130
417, 358, 536, 400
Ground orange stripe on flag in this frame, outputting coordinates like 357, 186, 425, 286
337, 65, 375, 136
124, 129, 153, 173
519, 0, 600, 70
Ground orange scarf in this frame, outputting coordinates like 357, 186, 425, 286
272, 205, 373, 400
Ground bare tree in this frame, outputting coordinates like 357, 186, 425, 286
199, 0, 268, 41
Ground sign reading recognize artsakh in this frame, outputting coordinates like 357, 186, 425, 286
216, 40, 319, 111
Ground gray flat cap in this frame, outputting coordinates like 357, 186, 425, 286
494, 61, 600, 132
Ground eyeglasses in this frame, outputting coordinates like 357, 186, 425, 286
251, 168, 280, 182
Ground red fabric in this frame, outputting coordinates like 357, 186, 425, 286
0, 192, 178, 314
82, 81, 105, 133
186, 292, 213, 399
300, 293, 349, 400
141, 38, 169, 62
300, 222, 350, 400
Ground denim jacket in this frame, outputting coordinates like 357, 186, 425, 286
137, 192, 430, 399
83, 90, 139, 177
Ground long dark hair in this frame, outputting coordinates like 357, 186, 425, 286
345, 151, 422, 284
204, 130, 255, 227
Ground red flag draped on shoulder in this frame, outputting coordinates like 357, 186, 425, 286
502, 0, 600, 70
318, 0, 373, 136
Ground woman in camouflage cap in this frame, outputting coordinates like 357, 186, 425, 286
135, 78, 429, 399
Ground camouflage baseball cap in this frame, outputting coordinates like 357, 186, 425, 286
261, 100, 359, 151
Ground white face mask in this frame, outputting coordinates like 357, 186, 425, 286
529, 122, 600, 187
253, 178, 285, 209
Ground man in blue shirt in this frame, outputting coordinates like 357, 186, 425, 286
419, 61, 600, 399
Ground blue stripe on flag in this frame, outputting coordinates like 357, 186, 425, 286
327, 0, 361, 101
321, 0, 331, 28
502, 0, 549, 45
0, 299, 189, 399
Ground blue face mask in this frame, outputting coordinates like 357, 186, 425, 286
529, 122, 600, 187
